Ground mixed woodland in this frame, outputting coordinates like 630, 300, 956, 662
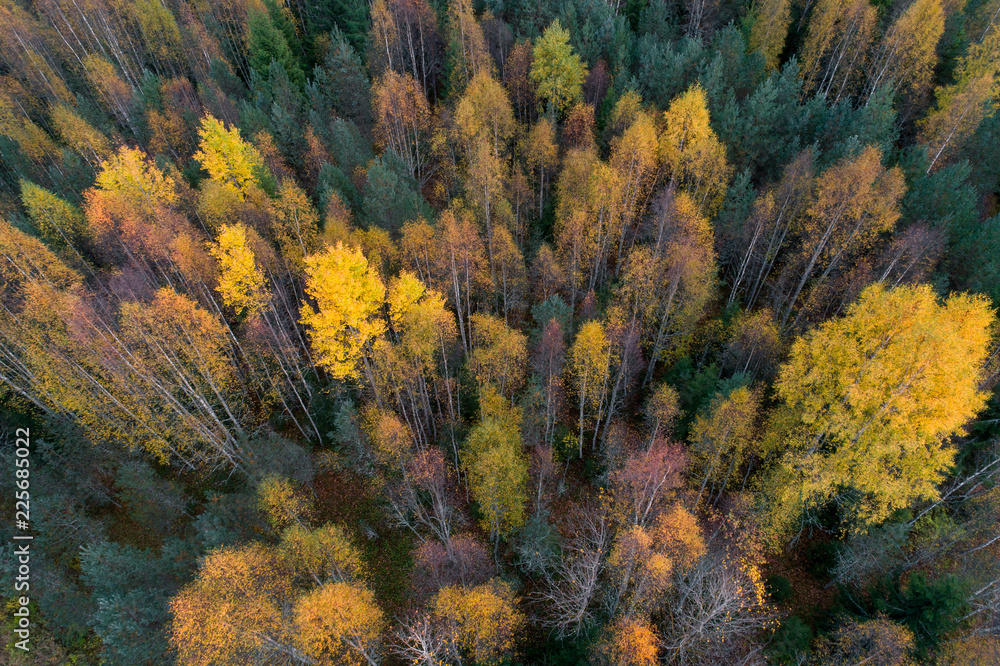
1, 0, 1000, 663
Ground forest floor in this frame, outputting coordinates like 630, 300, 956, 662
314, 468, 415, 611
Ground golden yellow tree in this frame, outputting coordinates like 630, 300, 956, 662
50, 103, 112, 168
864, 0, 945, 117
660, 85, 731, 215
919, 26, 1000, 172
434, 580, 525, 665
799, 0, 878, 102
257, 474, 313, 531
689, 386, 762, 507
94, 145, 179, 212
171, 532, 384, 666
618, 193, 716, 384
596, 618, 660, 666
749, 0, 792, 70
531, 20, 587, 117
118, 288, 247, 465
193, 114, 268, 199
768, 283, 995, 534
569, 320, 611, 458
210, 223, 269, 319
456, 71, 515, 158
20, 180, 87, 250
294, 582, 385, 665
780, 145, 904, 329
0, 218, 80, 298
446, 0, 494, 91
271, 180, 321, 273
82, 54, 133, 129
372, 69, 433, 187
463, 406, 529, 547
525, 118, 559, 219
0, 84, 60, 168
170, 544, 296, 665
301, 242, 387, 384
280, 522, 368, 586
610, 108, 659, 268
604, 504, 704, 619
469, 313, 527, 399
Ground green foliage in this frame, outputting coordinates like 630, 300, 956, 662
531, 20, 587, 116
243, 431, 315, 484
114, 461, 188, 532
714, 58, 827, 180
247, 7, 305, 89
901, 156, 1000, 300
531, 294, 572, 340
557, 0, 634, 74
361, 152, 431, 234
661, 357, 721, 438
766, 574, 794, 603
768, 615, 812, 665
306, 0, 369, 55
193, 492, 265, 550
820, 85, 899, 166
80, 539, 196, 665
308, 28, 372, 133
513, 513, 560, 575
700, 25, 768, 109
872, 574, 970, 654
635, 34, 704, 111
91, 590, 172, 665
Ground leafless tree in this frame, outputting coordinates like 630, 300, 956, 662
661, 540, 774, 664
535, 503, 611, 638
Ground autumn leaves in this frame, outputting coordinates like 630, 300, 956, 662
764, 283, 994, 539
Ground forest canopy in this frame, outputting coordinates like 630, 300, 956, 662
1, 0, 1000, 664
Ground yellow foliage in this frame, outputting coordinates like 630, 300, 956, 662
651, 504, 705, 570
867, 0, 945, 110
455, 71, 515, 153
464, 391, 528, 540
774, 283, 995, 530
271, 180, 321, 272
257, 474, 313, 530
362, 405, 414, 471
210, 223, 269, 318
95, 146, 179, 211
660, 85, 731, 215
170, 544, 294, 666
171, 532, 382, 666
193, 114, 268, 199
0, 86, 60, 165
19, 179, 87, 249
294, 582, 385, 666
281, 522, 368, 585
387, 271, 427, 330
300, 242, 387, 380
597, 618, 659, 666
531, 19, 587, 114
469, 313, 528, 398
434, 580, 524, 664
749, 0, 792, 70
567, 318, 615, 455
0, 217, 81, 297
132, 0, 183, 65
81, 54, 132, 125
50, 103, 112, 166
